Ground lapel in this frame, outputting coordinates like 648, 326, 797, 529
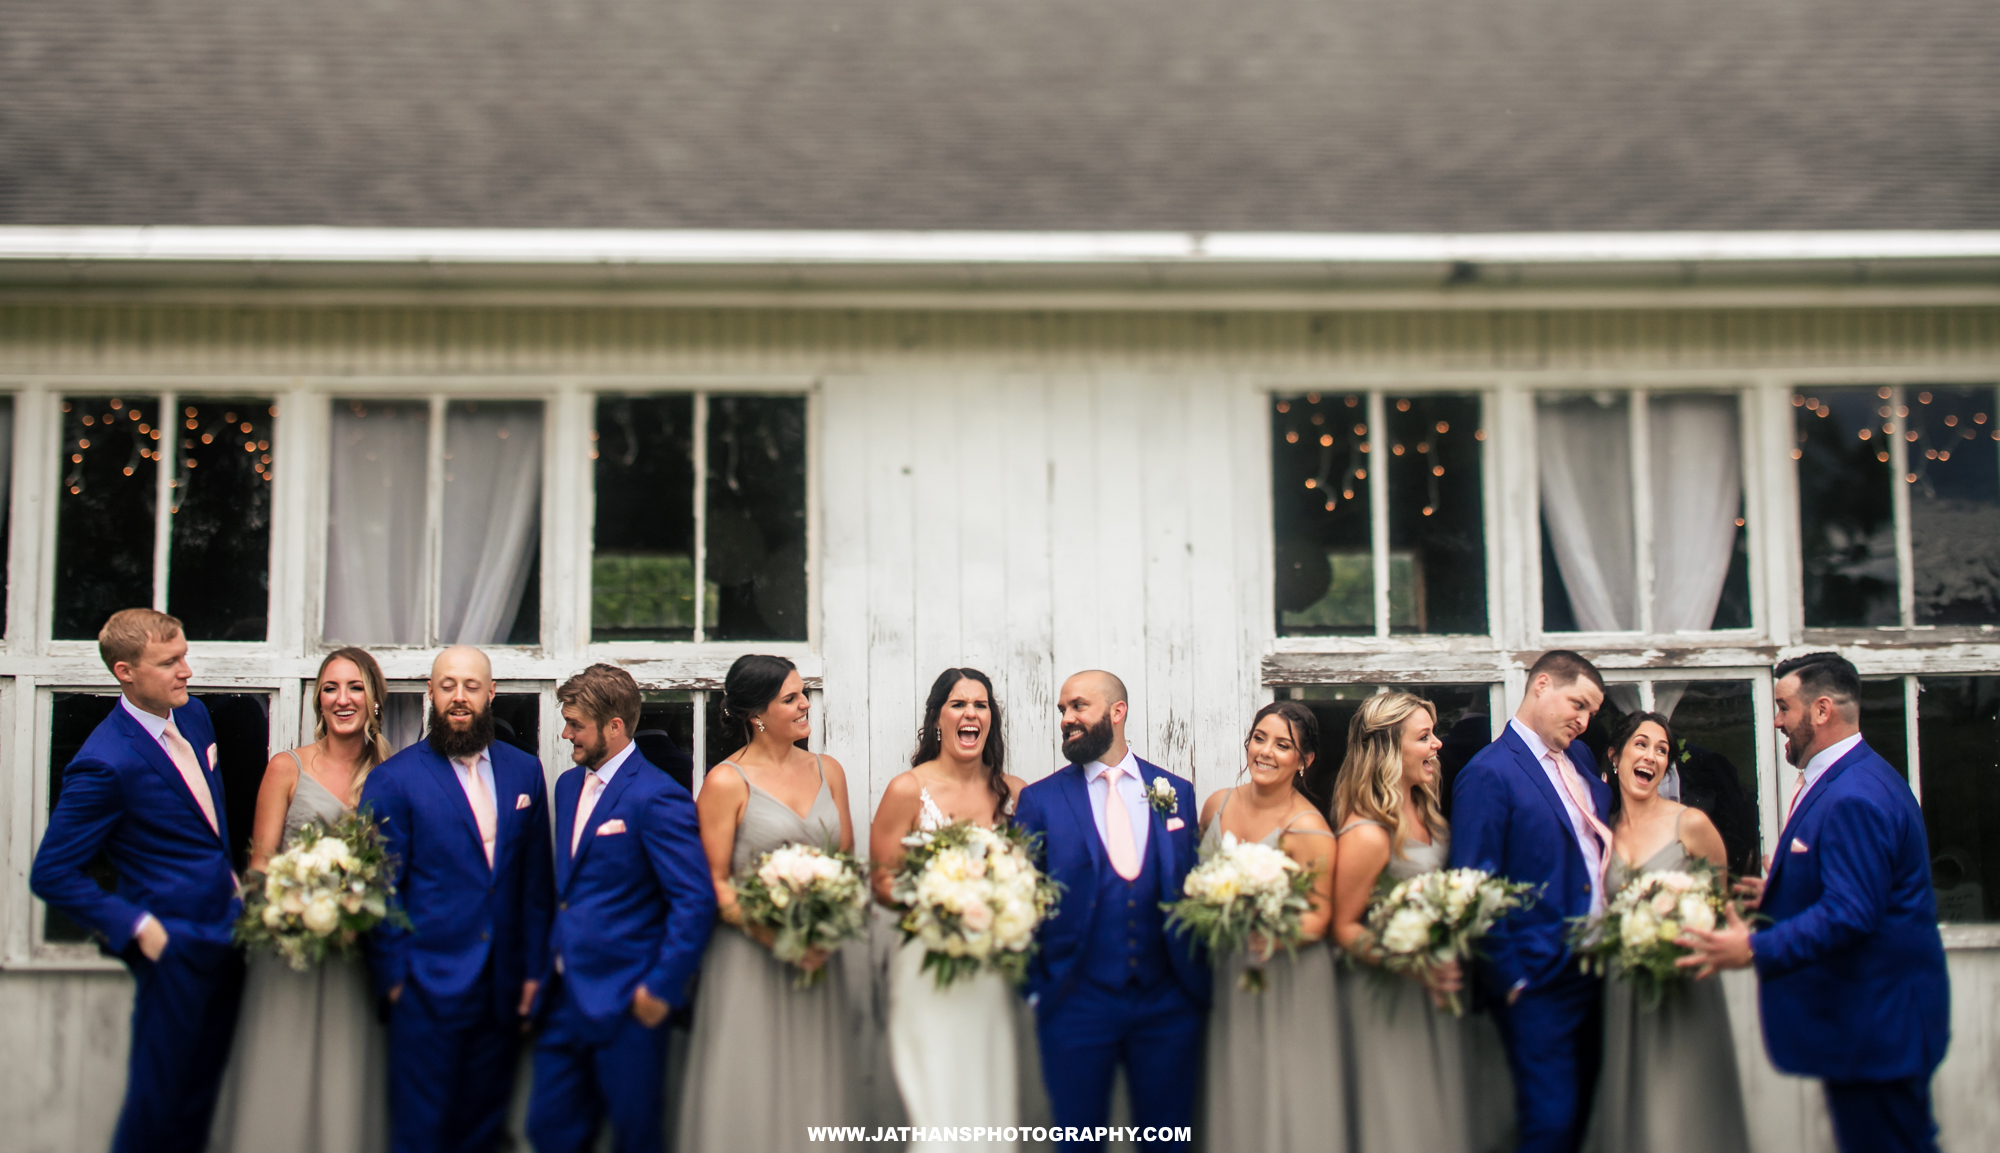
1137, 758, 1177, 881
1770, 739, 1869, 885
553, 768, 580, 891
1503, 724, 1590, 871
421, 745, 491, 868
563, 756, 641, 893
117, 703, 222, 844
1055, 764, 1108, 881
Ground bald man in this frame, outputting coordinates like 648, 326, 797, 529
361, 646, 553, 1153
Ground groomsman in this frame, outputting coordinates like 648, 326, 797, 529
31, 609, 244, 1153
1449, 650, 1611, 1153
1014, 670, 1208, 1153
361, 645, 553, 1153
526, 664, 715, 1153
1680, 653, 1950, 1153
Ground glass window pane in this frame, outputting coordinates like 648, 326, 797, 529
1860, 677, 1910, 780
441, 402, 544, 646
326, 401, 429, 645
705, 396, 807, 641
1386, 395, 1487, 634
1273, 393, 1374, 635
637, 691, 697, 792
197, 692, 271, 874
492, 692, 541, 757
45, 692, 121, 944
1797, 388, 1897, 627
0, 396, 12, 636
1907, 386, 2000, 625
1917, 676, 2000, 922
168, 399, 274, 641
1288, 684, 1492, 818
1659, 681, 1763, 877
56, 397, 157, 640
1538, 394, 1635, 631
592, 397, 698, 641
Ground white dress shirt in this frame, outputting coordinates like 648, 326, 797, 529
1509, 718, 1607, 916
1084, 746, 1150, 863
1788, 731, 1864, 822
122, 696, 179, 940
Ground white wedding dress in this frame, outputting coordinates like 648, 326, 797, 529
887, 788, 1022, 1152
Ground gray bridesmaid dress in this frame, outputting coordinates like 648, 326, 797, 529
210, 759, 388, 1153
1197, 798, 1347, 1153
675, 758, 867, 1153
1583, 816, 1752, 1153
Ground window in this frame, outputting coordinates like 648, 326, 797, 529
1590, 678, 1764, 877
1273, 392, 1488, 636
0, 395, 12, 636
55, 396, 275, 641
1281, 683, 1495, 815
380, 689, 543, 759
1538, 391, 1751, 634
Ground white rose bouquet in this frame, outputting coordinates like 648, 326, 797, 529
1566, 859, 1730, 1010
891, 821, 1061, 989
1163, 832, 1317, 992
732, 843, 871, 988
1363, 867, 1536, 1016
234, 811, 407, 972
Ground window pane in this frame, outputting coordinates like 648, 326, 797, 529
169, 400, 274, 641
0, 396, 12, 636
1860, 677, 1910, 779
326, 402, 429, 645
45, 692, 121, 944
1917, 676, 2000, 922
1660, 681, 1763, 877
1797, 388, 1897, 627
1538, 394, 1635, 631
441, 402, 543, 646
1273, 393, 1374, 635
56, 397, 157, 640
492, 692, 541, 757
592, 396, 698, 641
637, 691, 697, 792
383, 692, 428, 754
1288, 684, 1492, 818
1907, 386, 2000, 625
1386, 395, 1487, 634
705, 396, 808, 641
197, 692, 271, 874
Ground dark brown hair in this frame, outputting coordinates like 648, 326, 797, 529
912, 668, 1010, 815
557, 663, 644, 734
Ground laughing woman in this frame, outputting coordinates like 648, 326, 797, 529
1196, 700, 1346, 1153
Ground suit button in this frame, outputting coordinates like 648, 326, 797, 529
1128, 958, 1138, 967
559, 901, 568, 911
481, 931, 490, 941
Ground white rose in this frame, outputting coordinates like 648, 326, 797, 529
302, 897, 341, 936
1621, 906, 1657, 951
1380, 908, 1432, 955
1679, 894, 1717, 934
261, 904, 286, 929
961, 901, 995, 932
1651, 889, 1678, 916
280, 891, 307, 916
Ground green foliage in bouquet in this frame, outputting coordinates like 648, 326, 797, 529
1361, 867, 1537, 1016
234, 810, 408, 972
1566, 858, 1734, 1012
1163, 832, 1318, 992
732, 842, 871, 988
891, 821, 1061, 990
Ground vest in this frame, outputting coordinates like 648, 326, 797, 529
1082, 834, 1171, 990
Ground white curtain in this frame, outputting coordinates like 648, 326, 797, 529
325, 404, 429, 644
383, 693, 427, 753
439, 404, 542, 645
1539, 397, 1637, 631
1649, 395, 1742, 632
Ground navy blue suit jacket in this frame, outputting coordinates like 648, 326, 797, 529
1013, 758, 1209, 1018
1754, 740, 1950, 1081
32, 697, 238, 957
360, 740, 553, 1016
1447, 723, 1609, 996
541, 751, 716, 1027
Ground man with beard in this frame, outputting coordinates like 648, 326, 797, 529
1679, 653, 1949, 1153
361, 645, 553, 1153
1012, 670, 1207, 1153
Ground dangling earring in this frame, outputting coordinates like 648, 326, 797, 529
754, 719, 767, 734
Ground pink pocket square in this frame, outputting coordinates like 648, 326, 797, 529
1790, 838, 1810, 853
596, 819, 627, 836
515, 793, 532, 810
1166, 817, 1187, 831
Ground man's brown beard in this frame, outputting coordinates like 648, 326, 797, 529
427, 699, 496, 761
1061, 714, 1116, 766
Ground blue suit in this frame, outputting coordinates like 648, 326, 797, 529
526, 750, 716, 1153
360, 739, 554, 1153
30, 697, 244, 1153
1755, 740, 1950, 1152
1014, 759, 1207, 1153
1448, 723, 1609, 1153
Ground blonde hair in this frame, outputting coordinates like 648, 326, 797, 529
98, 608, 183, 674
557, 663, 644, 734
312, 647, 393, 802
1330, 691, 1448, 857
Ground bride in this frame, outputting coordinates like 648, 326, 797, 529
870, 668, 1034, 1152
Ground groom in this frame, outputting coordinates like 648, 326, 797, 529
1449, 650, 1610, 1153
1013, 670, 1207, 1153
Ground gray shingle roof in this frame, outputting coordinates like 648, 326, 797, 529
3, 0, 1997, 231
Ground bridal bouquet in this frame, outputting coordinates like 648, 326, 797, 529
234, 811, 406, 972
1365, 867, 1536, 1016
732, 843, 871, 988
1566, 860, 1729, 1011
891, 821, 1060, 989
1164, 832, 1317, 992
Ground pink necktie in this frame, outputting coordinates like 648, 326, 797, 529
463, 759, 498, 867
161, 721, 220, 838
571, 772, 605, 856
1785, 768, 1808, 823
1101, 766, 1141, 880
1551, 752, 1613, 893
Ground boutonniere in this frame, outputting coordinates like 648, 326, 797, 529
1146, 776, 1179, 818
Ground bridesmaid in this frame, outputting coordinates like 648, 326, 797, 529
1583, 712, 1751, 1153
675, 655, 866, 1153
1196, 700, 1345, 1153
1330, 690, 1504, 1153
210, 648, 392, 1153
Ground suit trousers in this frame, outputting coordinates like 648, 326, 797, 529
525, 978, 669, 1153
1825, 1076, 1941, 1153
388, 976, 520, 1153
113, 935, 245, 1153
1036, 977, 1202, 1153
1490, 962, 1603, 1153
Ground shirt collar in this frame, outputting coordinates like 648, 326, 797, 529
450, 746, 492, 776
1801, 731, 1865, 787
1509, 717, 1562, 765
590, 740, 638, 784
121, 694, 171, 740
1085, 746, 1139, 783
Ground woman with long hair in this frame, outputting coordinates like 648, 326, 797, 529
676, 654, 866, 1152
1196, 699, 1347, 1153
211, 647, 394, 1153
869, 668, 1034, 1152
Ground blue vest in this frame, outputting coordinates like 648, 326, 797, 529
1082, 837, 1171, 990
